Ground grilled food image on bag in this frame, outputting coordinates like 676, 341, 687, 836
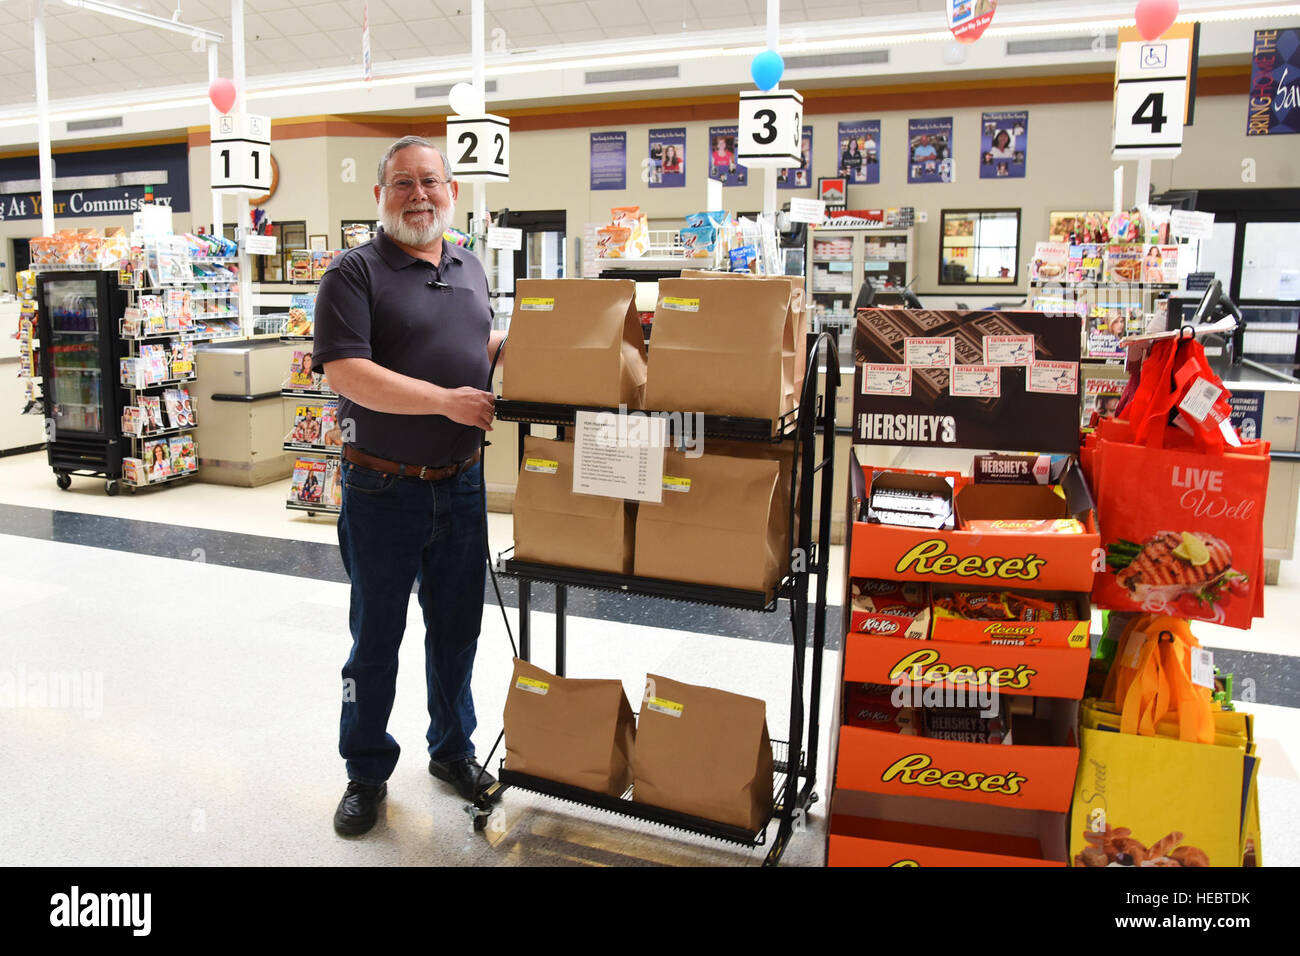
1107, 531, 1244, 614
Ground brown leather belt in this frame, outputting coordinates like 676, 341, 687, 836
343, 445, 480, 481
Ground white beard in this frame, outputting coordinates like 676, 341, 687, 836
379, 197, 455, 248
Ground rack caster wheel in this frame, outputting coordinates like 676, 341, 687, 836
55, 472, 71, 490
105, 480, 119, 496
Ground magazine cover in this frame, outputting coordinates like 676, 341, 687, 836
144, 439, 172, 482
1068, 244, 1105, 283
289, 458, 314, 502
140, 395, 164, 432
176, 387, 195, 427
291, 405, 323, 444
170, 341, 194, 379
167, 436, 196, 474
1085, 305, 1144, 359
1104, 244, 1143, 284
289, 250, 313, 282
1141, 244, 1180, 284
323, 459, 343, 508
121, 458, 143, 485
1029, 242, 1069, 282
289, 350, 315, 387
305, 460, 327, 503
321, 404, 343, 446
121, 406, 144, 437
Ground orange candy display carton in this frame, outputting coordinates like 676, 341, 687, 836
835, 698, 1080, 813
928, 585, 1092, 650
849, 452, 1100, 594
828, 790, 1067, 867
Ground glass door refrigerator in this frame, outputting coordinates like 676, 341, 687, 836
35, 270, 128, 494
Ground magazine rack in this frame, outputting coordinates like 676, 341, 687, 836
491, 332, 839, 866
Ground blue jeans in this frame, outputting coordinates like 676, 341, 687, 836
336, 458, 487, 785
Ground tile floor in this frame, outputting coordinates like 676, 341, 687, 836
0, 449, 1295, 866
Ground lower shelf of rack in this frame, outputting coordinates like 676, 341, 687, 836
500, 558, 787, 611
286, 501, 340, 515
498, 738, 804, 849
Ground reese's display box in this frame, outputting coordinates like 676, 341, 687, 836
849, 451, 1100, 593
834, 697, 1080, 813
828, 790, 1068, 867
929, 585, 1091, 650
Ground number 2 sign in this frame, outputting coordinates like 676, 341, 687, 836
737, 89, 803, 167
447, 114, 510, 181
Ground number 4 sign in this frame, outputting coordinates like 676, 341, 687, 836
1112, 38, 1190, 159
210, 113, 272, 192
447, 113, 510, 181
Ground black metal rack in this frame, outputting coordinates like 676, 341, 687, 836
492, 332, 839, 866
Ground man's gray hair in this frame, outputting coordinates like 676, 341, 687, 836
377, 136, 452, 186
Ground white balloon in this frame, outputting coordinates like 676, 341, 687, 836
448, 82, 484, 116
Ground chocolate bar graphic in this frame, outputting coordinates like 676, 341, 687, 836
855, 309, 1056, 414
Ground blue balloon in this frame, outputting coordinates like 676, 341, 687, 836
750, 50, 784, 91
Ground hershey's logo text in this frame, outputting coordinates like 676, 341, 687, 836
858, 413, 956, 444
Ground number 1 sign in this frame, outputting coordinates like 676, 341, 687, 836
447, 114, 510, 181
210, 113, 272, 192
737, 88, 803, 167
1112, 38, 1190, 159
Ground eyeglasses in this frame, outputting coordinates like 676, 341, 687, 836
380, 177, 454, 194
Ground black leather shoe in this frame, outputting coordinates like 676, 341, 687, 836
429, 756, 497, 801
333, 781, 387, 836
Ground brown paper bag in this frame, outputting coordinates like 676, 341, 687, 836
678, 270, 806, 414
634, 449, 782, 594
504, 658, 636, 796
704, 438, 796, 568
503, 278, 648, 408
646, 277, 796, 423
513, 435, 635, 573
633, 674, 774, 831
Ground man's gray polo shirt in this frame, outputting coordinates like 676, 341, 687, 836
312, 228, 491, 467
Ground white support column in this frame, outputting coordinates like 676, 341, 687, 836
33, 0, 55, 235
232, 0, 252, 338
1134, 157, 1152, 215
471, 0, 487, 238
208, 42, 224, 239
763, 0, 780, 220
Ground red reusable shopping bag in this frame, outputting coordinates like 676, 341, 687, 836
1092, 338, 1269, 630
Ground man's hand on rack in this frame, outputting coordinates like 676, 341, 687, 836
439, 386, 495, 431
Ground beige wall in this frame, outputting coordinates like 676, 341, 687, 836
179, 91, 1298, 299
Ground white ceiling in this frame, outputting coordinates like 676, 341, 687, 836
0, 0, 1047, 108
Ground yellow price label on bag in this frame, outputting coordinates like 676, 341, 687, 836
646, 696, 683, 717
515, 676, 549, 695
524, 458, 558, 474
662, 476, 691, 492
660, 296, 700, 312
519, 297, 555, 311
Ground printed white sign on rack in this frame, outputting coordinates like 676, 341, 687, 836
447, 114, 510, 181
210, 113, 273, 192
788, 198, 826, 224
244, 235, 278, 256
487, 226, 523, 250
1170, 209, 1215, 241
571, 410, 666, 504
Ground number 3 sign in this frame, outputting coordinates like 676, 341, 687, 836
1112, 38, 1189, 159
737, 88, 803, 167
447, 113, 510, 181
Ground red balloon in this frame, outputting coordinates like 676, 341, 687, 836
208, 77, 237, 115
1135, 0, 1179, 41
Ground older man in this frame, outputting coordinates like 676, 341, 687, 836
313, 135, 504, 836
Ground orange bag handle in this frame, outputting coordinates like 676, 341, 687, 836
1105, 613, 1153, 703
1157, 621, 1216, 744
